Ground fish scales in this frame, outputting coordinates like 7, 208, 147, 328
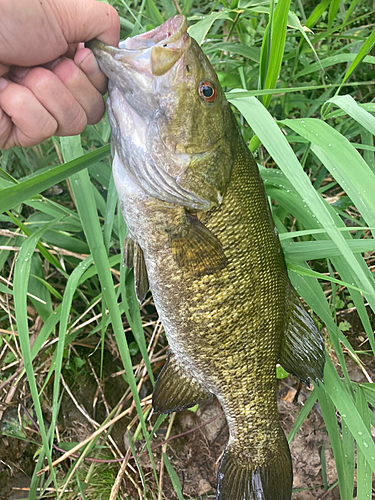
88, 14, 325, 500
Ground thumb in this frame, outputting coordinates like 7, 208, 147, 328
54, 0, 120, 46
0, 0, 120, 67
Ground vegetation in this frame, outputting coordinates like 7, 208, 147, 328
1, 0, 375, 498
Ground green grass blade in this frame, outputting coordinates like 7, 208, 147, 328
305, 0, 336, 28
324, 359, 375, 473
328, 0, 341, 29
341, 419, 355, 498
360, 127, 375, 173
103, 173, 118, 251
340, 29, 375, 87
14, 220, 61, 493
123, 270, 155, 385
50, 255, 93, 447
287, 263, 366, 294
0, 145, 110, 213
287, 11, 322, 72
316, 380, 352, 500
284, 238, 375, 261
229, 96, 375, 310
355, 386, 372, 500
204, 42, 260, 63
28, 255, 53, 320
262, 0, 290, 108
188, 11, 232, 45
162, 452, 185, 500
295, 54, 375, 78
60, 135, 157, 479
287, 388, 317, 443
283, 117, 375, 229
328, 94, 375, 135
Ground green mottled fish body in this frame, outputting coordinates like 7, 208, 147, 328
88, 16, 325, 500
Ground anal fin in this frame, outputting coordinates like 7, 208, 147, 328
279, 286, 325, 384
153, 350, 212, 413
167, 212, 228, 277
123, 235, 149, 304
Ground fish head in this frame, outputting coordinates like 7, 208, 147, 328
88, 15, 238, 210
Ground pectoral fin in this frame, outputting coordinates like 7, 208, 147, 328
279, 287, 325, 384
123, 236, 149, 304
167, 212, 228, 277
123, 235, 134, 268
153, 350, 212, 413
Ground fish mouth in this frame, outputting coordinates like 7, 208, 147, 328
88, 17, 213, 210
120, 15, 188, 50
87, 15, 190, 77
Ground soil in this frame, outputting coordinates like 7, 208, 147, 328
0, 371, 343, 500
152, 380, 341, 500
1, 306, 375, 499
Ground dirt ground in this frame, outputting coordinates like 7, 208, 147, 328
0, 372, 345, 500
150, 380, 341, 500
1, 305, 374, 499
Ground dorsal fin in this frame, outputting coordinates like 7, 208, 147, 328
153, 350, 212, 413
279, 286, 325, 384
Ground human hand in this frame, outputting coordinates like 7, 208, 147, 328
0, 0, 120, 149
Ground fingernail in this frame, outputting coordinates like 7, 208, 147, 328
0, 77, 9, 91
11, 67, 30, 78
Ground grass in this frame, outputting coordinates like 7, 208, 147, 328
1, 0, 375, 499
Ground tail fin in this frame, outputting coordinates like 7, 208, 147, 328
217, 437, 292, 500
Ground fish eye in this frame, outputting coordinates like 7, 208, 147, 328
198, 81, 217, 103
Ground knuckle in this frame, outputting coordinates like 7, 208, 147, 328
59, 107, 87, 136
0, 110, 13, 149
54, 58, 80, 85
6, 85, 30, 111
39, 115, 58, 139
87, 97, 105, 125
27, 67, 56, 93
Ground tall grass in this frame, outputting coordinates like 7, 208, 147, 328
1, 1, 375, 499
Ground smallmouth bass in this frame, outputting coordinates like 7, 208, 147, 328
88, 15, 325, 500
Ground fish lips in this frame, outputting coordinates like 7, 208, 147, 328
86, 15, 190, 88
87, 16, 191, 123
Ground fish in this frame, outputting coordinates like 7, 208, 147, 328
87, 15, 325, 500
